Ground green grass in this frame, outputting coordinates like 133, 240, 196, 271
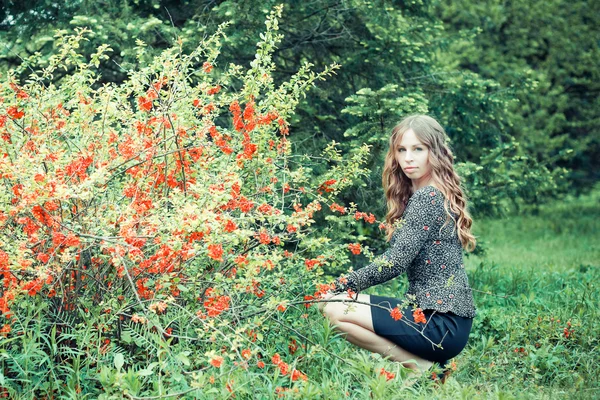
466, 185, 600, 273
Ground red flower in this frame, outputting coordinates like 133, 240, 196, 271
210, 356, 223, 368
7, 106, 24, 120
329, 203, 347, 214
207, 243, 223, 261
257, 361, 265, 368
304, 258, 320, 270
286, 224, 297, 233
379, 368, 395, 381
138, 96, 152, 112
303, 295, 314, 308
224, 219, 237, 232
278, 361, 289, 375
390, 307, 403, 321
207, 85, 221, 95
291, 369, 308, 381
203, 62, 213, 73
271, 353, 281, 366
348, 243, 361, 255
203, 289, 230, 317
241, 349, 251, 359
413, 308, 427, 324
36, 253, 50, 264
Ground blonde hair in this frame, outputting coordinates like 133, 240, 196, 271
382, 114, 477, 252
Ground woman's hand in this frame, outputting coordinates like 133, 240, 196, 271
318, 291, 335, 313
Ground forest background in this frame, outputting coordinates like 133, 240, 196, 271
0, 0, 598, 399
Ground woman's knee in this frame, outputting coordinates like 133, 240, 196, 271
322, 294, 347, 324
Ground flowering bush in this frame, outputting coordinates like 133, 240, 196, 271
0, 6, 395, 398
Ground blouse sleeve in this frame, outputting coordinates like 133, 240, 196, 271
332, 188, 445, 293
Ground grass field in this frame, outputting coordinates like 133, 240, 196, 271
311, 185, 600, 399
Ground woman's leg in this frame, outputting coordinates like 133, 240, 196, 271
321, 293, 433, 372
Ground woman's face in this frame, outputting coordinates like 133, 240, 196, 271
395, 128, 432, 183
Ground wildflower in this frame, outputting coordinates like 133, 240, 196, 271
0, 324, 11, 336
379, 368, 395, 381
224, 219, 237, 232
7, 106, 24, 120
207, 243, 223, 262
291, 369, 308, 381
241, 349, 251, 359
277, 304, 287, 312
131, 314, 147, 324
286, 224, 297, 233
149, 301, 168, 314
257, 360, 265, 368
348, 243, 361, 255
413, 308, 427, 324
138, 96, 152, 112
278, 361, 289, 375
202, 62, 213, 73
271, 353, 281, 366
390, 307, 403, 321
203, 289, 230, 317
210, 356, 223, 368
206, 85, 221, 95
305, 258, 320, 270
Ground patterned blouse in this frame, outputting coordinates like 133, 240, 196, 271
333, 185, 477, 318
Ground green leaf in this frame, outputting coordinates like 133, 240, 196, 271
114, 353, 124, 371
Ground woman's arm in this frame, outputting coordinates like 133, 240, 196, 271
332, 188, 444, 293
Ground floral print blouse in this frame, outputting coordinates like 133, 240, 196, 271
333, 185, 477, 318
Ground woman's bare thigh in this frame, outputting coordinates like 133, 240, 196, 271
322, 293, 375, 331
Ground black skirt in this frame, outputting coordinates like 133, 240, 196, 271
369, 294, 473, 367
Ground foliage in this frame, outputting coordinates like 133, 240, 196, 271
437, 0, 600, 192
0, 8, 382, 397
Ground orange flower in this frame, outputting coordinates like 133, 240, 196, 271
379, 368, 395, 381
0, 324, 11, 337
291, 369, 308, 381
271, 353, 281, 366
7, 106, 24, 120
348, 243, 361, 255
413, 308, 427, 324
278, 361, 289, 375
286, 224, 297, 233
207, 243, 223, 262
241, 349, 251, 359
277, 304, 287, 312
257, 361, 265, 368
210, 355, 224, 368
390, 307, 403, 321
224, 219, 238, 232
138, 96, 152, 112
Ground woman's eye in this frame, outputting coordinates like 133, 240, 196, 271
398, 148, 405, 152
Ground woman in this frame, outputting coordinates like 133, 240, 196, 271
320, 114, 477, 384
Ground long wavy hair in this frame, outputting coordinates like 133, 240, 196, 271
382, 114, 476, 252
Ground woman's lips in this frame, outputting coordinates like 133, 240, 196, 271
404, 167, 417, 172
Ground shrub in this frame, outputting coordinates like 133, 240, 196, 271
0, 6, 381, 398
